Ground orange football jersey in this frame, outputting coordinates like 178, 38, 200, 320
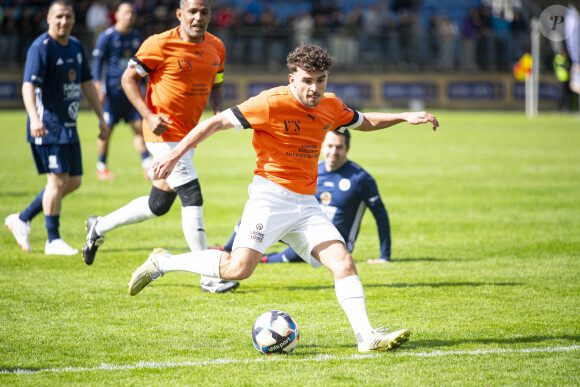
229, 86, 362, 194
133, 27, 225, 142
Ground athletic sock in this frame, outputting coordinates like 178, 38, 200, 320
97, 161, 107, 172
181, 206, 207, 251
96, 196, 155, 236
45, 214, 60, 242
335, 275, 374, 344
141, 154, 152, 170
181, 206, 217, 284
158, 249, 222, 278
20, 188, 45, 222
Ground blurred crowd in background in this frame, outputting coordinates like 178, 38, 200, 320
0, 0, 558, 74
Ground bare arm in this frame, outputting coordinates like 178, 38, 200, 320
121, 66, 172, 136
357, 111, 439, 132
151, 112, 233, 179
209, 82, 224, 115
22, 82, 47, 138
94, 80, 105, 105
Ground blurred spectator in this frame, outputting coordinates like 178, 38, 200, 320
17, 6, 45, 63
398, 10, 423, 71
383, 12, 401, 69
148, 1, 174, 36
340, 6, 361, 68
438, 16, 458, 72
329, 6, 361, 68
260, 7, 287, 70
291, 11, 314, 48
360, 3, 386, 63
0, 0, 553, 76
460, 8, 480, 71
211, 4, 237, 63
310, 0, 339, 51
510, 9, 528, 64
492, 10, 511, 71
237, 10, 262, 65
86, 0, 110, 46
427, 15, 439, 65
477, 5, 496, 71
311, 10, 330, 50
0, 4, 19, 67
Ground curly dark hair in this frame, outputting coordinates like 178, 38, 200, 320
286, 44, 333, 73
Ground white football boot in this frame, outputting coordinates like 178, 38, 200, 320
128, 248, 167, 296
5, 213, 31, 252
44, 239, 79, 256
200, 277, 240, 293
358, 327, 411, 353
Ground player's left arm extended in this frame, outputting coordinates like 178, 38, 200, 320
368, 199, 391, 260
362, 174, 391, 260
209, 82, 224, 115
81, 80, 108, 139
357, 111, 439, 132
151, 112, 233, 179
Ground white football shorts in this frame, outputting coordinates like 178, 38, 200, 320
146, 142, 197, 190
232, 175, 345, 268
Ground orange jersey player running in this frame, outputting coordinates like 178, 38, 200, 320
128, 43, 439, 353
83, 0, 240, 294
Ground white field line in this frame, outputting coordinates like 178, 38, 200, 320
2, 345, 578, 375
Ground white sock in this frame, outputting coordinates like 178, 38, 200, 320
335, 275, 374, 344
181, 206, 218, 284
181, 206, 207, 251
142, 156, 152, 170
96, 196, 155, 236
158, 249, 222, 278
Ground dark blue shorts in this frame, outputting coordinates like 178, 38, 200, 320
30, 142, 83, 176
103, 94, 141, 127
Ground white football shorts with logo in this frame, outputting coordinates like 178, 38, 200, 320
233, 175, 345, 268
146, 142, 198, 189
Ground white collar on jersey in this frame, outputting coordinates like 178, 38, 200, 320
289, 84, 309, 107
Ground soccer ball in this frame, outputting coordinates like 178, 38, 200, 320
251, 310, 299, 355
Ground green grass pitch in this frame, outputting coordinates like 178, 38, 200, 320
0, 109, 578, 385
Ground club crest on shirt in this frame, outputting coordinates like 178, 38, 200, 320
339, 178, 351, 191
68, 69, 77, 82
320, 191, 332, 205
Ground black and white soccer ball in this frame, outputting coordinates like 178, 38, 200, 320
252, 310, 299, 355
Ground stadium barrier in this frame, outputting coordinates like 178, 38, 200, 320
0, 72, 560, 110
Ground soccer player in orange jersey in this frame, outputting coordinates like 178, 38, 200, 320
129, 44, 439, 352
83, 0, 239, 293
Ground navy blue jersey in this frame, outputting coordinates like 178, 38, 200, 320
23, 32, 92, 144
92, 27, 143, 97
316, 160, 391, 259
